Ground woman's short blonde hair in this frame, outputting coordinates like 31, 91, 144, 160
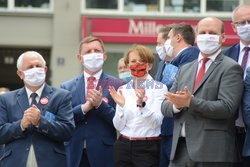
123, 44, 154, 66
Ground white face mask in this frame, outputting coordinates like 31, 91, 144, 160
83, 52, 104, 72
197, 34, 220, 55
156, 45, 166, 60
236, 24, 250, 42
23, 67, 46, 87
164, 39, 174, 57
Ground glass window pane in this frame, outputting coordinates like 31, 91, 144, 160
124, 0, 159, 12
165, 0, 200, 13
15, 0, 50, 8
86, 0, 118, 9
207, 0, 239, 12
0, 0, 7, 8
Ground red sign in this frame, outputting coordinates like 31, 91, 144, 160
82, 17, 239, 46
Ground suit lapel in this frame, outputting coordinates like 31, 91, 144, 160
235, 43, 240, 62
187, 61, 198, 92
17, 87, 29, 114
193, 53, 223, 94
75, 74, 86, 104
39, 84, 53, 115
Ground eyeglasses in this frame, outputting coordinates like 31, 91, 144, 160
234, 20, 250, 26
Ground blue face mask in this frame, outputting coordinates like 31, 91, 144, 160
119, 71, 131, 81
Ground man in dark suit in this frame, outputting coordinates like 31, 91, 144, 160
154, 25, 174, 167
0, 51, 75, 167
168, 23, 199, 68
223, 5, 250, 167
243, 67, 250, 166
161, 17, 244, 166
61, 36, 117, 167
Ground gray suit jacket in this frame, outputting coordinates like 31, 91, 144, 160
161, 53, 244, 162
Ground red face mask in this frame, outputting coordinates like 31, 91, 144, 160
130, 63, 147, 78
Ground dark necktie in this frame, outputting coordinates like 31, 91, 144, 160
193, 57, 209, 92
30, 93, 38, 106
241, 47, 250, 72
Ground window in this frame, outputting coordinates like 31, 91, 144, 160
124, 0, 159, 12
15, 0, 50, 9
165, 0, 200, 13
0, 47, 51, 90
0, 0, 7, 8
206, 0, 239, 12
86, 0, 118, 9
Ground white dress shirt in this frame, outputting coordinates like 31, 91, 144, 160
238, 41, 250, 77
24, 84, 45, 167
113, 75, 168, 137
25, 84, 45, 105
84, 69, 102, 96
173, 49, 221, 137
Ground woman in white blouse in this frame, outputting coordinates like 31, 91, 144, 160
109, 44, 168, 167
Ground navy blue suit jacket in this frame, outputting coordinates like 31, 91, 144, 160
155, 46, 199, 137
243, 67, 250, 156
171, 46, 199, 68
223, 42, 240, 62
61, 72, 117, 167
0, 84, 75, 167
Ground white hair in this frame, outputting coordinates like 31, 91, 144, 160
16, 51, 46, 70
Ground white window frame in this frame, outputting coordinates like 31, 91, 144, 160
81, 0, 244, 18
0, 0, 53, 13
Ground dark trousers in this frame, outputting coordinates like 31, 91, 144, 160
234, 127, 247, 167
79, 149, 91, 167
160, 135, 172, 167
170, 138, 233, 167
113, 138, 160, 167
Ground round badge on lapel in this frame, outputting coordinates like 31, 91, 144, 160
102, 97, 109, 103
40, 97, 48, 105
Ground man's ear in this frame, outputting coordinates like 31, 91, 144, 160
44, 66, 48, 73
176, 34, 182, 43
221, 33, 226, 43
77, 54, 83, 63
231, 22, 237, 33
17, 70, 24, 80
103, 52, 108, 61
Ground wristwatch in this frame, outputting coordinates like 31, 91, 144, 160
137, 101, 146, 108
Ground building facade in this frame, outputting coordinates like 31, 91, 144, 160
0, 0, 248, 89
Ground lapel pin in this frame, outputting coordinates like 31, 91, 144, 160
40, 97, 48, 105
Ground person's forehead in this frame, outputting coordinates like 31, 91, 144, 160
198, 19, 220, 31
234, 7, 250, 20
81, 41, 103, 50
23, 54, 42, 62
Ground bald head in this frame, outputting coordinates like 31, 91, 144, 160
232, 5, 250, 23
197, 17, 224, 34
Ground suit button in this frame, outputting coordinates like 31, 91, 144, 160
26, 148, 30, 151
85, 122, 87, 125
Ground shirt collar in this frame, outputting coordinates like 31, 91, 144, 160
84, 69, 103, 82
175, 47, 189, 57
240, 41, 250, 52
25, 84, 45, 99
197, 49, 221, 63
